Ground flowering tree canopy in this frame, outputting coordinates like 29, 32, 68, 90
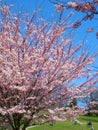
0, 5, 98, 130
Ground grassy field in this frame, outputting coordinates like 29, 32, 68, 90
27, 116, 98, 130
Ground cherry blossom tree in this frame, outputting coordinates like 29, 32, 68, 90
0, 5, 98, 130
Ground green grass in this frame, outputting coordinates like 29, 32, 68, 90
78, 115, 98, 122
27, 116, 98, 130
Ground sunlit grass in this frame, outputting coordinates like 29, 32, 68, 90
27, 115, 98, 130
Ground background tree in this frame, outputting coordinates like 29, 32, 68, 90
78, 88, 98, 115
86, 89, 98, 115
0, 4, 98, 130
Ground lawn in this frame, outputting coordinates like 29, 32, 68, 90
27, 116, 98, 130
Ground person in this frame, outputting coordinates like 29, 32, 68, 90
91, 126, 94, 130
87, 121, 92, 128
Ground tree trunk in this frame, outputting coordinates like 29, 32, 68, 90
22, 119, 31, 130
